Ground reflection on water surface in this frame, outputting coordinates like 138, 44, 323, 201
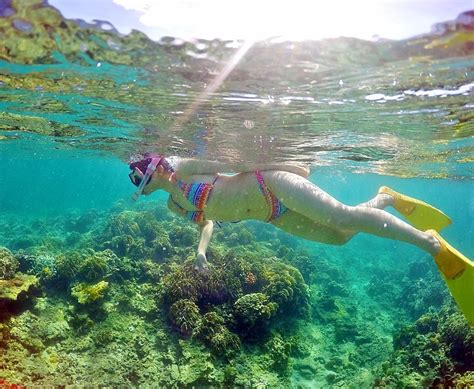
0, 1, 473, 180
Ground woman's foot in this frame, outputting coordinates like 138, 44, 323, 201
427, 229, 471, 279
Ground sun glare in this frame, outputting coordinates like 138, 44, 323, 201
114, 0, 400, 41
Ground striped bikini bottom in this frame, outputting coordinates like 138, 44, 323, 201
255, 170, 287, 222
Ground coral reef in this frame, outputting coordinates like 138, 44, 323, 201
71, 281, 109, 304
16, 252, 57, 280
77, 249, 117, 282
261, 261, 310, 316
54, 251, 82, 281
194, 312, 241, 356
0, 274, 38, 302
169, 299, 200, 335
233, 293, 278, 330
374, 304, 474, 388
0, 202, 471, 387
367, 258, 449, 321
0, 274, 39, 322
265, 333, 293, 373
161, 252, 309, 347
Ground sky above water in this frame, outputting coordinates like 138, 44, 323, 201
49, 0, 472, 41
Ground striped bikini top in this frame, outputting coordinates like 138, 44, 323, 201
172, 175, 219, 223
171, 171, 287, 224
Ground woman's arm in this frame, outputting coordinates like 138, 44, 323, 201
196, 220, 213, 271
167, 196, 187, 217
175, 158, 310, 178
168, 196, 213, 271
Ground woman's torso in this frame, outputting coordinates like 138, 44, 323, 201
170, 171, 271, 222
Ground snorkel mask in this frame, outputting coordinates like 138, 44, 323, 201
129, 154, 162, 201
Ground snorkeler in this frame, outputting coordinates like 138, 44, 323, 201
128, 153, 473, 325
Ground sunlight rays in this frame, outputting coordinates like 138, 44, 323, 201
171, 40, 254, 131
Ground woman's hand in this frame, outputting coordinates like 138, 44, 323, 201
195, 253, 209, 273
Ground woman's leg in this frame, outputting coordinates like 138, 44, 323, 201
271, 209, 354, 245
264, 171, 440, 255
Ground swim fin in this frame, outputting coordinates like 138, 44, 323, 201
379, 186, 452, 232
427, 229, 474, 326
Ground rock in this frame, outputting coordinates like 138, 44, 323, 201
295, 362, 318, 380
326, 370, 338, 383
299, 367, 315, 380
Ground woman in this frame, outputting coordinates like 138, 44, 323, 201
128, 153, 473, 324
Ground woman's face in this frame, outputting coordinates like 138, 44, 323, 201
129, 156, 169, 196
141, 169, 166, 195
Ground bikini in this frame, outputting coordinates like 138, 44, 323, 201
173, 176, 219, 223
171, 170, 287, 224
255, 170, 287, 222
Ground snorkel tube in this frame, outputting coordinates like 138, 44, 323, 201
131, 156, 162, 201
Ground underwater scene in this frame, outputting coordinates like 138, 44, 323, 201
1, 1, 473, 387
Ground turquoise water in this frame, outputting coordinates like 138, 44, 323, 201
0, 2, 473, 387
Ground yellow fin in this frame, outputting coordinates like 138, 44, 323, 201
379, 186, 451, 232
428, 229, 474, 326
